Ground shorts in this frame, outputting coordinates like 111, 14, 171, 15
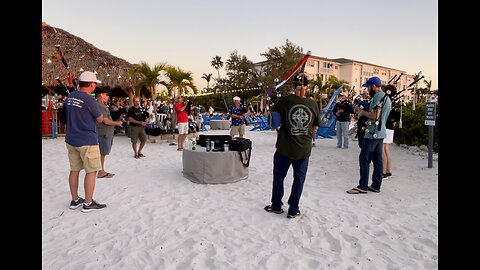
384, 129, 394, 144
129, 125, 147, 144
98, 134, 114, 155
66, 143, 102, 173
177, 122, 189, 135
230, 124, 245, 137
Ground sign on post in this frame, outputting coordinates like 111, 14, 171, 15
425, 102, 436, 126
425, 102, 436, 168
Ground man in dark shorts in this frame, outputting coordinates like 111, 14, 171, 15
127, 97, 149, 159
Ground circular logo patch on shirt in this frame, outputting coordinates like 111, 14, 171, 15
288, 104, 312, 135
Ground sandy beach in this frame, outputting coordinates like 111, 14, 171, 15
42, 129, 438, 269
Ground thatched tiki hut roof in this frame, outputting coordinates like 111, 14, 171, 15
42, 22, 135, 92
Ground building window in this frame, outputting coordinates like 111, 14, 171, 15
362, 66, 374, 77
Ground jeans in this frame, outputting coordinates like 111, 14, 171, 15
358, 138, 384, 191
336, 121, 350, 148
271, 151, 309, 215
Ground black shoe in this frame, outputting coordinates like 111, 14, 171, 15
287, 211, 301, 219
69, 197, 85, 209
264, 205, 284, 214
382, 173, 389, 180
386, 172, 392, 177
81, 200, 107, 213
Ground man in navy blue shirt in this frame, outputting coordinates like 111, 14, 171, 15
63, 71, 107, 212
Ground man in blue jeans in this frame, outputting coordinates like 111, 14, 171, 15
347, 76, 391, 194
264, 75, 320, 218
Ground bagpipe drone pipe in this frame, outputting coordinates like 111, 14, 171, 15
383, 74, 425, 126
358, 74, 425, 137
265, 51, 312, 130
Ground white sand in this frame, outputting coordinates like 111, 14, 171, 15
42, 129, 438, 269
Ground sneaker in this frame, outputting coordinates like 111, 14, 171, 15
386, 172, 392, 177
264, 205, 284, 214
69, 197, 85, 209
81, 200, 107, 213
382, 173, 389, 180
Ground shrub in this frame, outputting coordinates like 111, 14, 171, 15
393, 102, 438, 153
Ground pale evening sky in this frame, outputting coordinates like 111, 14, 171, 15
42, 0, 438, 91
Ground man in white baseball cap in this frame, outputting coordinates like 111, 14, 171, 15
61, 70, 107, 212
78, 71, 102, 84
228, 96, 249, 139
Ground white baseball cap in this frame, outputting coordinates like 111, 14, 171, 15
233, 96, 241, 101
78, 71, 102, 84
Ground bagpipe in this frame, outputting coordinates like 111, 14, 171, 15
55, 45, 77, 91
360, 74, 425, 137
267, 51, 312, 130
266, 51, 311, 96
55, 45, 76, 124
110, 107, 127, 121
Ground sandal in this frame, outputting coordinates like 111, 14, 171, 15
138, 153, 145, 157
368, 186, 380, 193
98, 172, 114, 178
177, 148, 183, 151
264, 205, 284, 214
134, 154, 140, 159
287, 211, 301, 219
346, 187, 368, 194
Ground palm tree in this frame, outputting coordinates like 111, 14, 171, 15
411, 71, 423, 110
309, 74, 327, 111
211, 55, 228, 110
201, 73, 213, 91
211, 56, 223, 83
165, 66, 197, 97
422, 78, 433, 102
129, 61, 168, 100
128, 61, 168, 126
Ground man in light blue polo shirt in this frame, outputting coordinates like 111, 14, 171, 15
347, 76, 391, 194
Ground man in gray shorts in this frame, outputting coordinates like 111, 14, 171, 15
95, 87, 123, 177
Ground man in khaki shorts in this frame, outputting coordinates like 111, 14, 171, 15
127, 97, 148, 158
229, 96, 249, 139
62, 71, 107, 212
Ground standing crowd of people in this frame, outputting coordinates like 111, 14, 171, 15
60, 71, 396, 215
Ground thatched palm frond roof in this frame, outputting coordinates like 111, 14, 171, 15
42, 22, 135, 89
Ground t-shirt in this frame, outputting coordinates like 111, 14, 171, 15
173, 102, 188, 123
127, 106, 148, 127
229, 104, 247, 126
364, 91, 392, 139
63, 90, 102, 147
271, 94, 320, 160
97, 102, 114, 136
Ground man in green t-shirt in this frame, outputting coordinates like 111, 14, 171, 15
264, 75, 320, 218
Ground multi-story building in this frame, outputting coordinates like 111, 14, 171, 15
255, 55, 418, 102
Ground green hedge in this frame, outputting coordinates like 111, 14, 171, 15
393, 102, 438, 153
